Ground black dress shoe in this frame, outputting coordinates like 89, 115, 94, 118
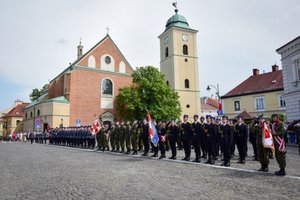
159, 155, 166, 159
142, 153, 148, 156
185, 157, 190, 161
182, 157, 187, 161
151, 154, 158, 157
169, 156, 174, 159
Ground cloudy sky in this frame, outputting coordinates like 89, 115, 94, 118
0, 0, 299, 111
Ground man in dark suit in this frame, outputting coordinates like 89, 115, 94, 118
168, 120, 179, 160
141, 118, 149, 156
205, 115, 216, 165
234, 116, 248, 164
219, 116, 232, 167
181, 115, 192, 161
192, 115, 202, 163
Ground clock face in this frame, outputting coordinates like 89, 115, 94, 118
182, 34, 188, 41
164, 36, 169, 45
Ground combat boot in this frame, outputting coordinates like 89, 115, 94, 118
275, 168, 286, 176
159, 154, 166, 159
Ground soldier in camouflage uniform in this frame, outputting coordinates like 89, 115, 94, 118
115, 122, 121, 152
138, 121, 144, 151
119, 122, 126, 153
271, 114, 286, 176
101, 124, 110, 151
131, 121, 140, 155
125, 121, 132, 154
256, 116, 270, 172
109, 122, 116, 152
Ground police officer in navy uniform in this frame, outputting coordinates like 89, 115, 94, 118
205, 115, 216, 165
219, 116, 232, 167
181, 114, 192, 161
168, 120, 179, 160
234, 115, 248, 164
192, 115, 202, 163
200, 116, 207, 159
141, 118, 149, 156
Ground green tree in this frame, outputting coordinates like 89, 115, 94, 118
117, 66, 181, 121
29, 88, 41, 102
29, 84, 49, 101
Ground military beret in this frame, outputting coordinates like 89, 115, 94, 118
206, 115, 212, 119
194, 114, 199, 118
183, 114, 189, 118
200, 116, 205, 119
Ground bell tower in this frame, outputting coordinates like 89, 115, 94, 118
158, 5, 201, 118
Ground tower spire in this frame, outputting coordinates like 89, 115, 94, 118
77, 38, 83, 59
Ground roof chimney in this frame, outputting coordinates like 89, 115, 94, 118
272, 64, 279, 72
253, 68, 260, 76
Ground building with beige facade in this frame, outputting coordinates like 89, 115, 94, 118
159, 8, 201, 119
222, 65, 286, 119
1, 101, 29, 137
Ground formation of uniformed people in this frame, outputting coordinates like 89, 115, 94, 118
30, 112, 293, 176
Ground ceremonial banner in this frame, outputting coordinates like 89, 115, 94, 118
90, 120, 101, 135
147, 113, 159, 146
262, 122, 274, 150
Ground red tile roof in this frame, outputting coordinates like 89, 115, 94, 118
201, 98, 218, 110
5, 103, 29, 117
235, 111, 253, 120
222, 70, 283, 98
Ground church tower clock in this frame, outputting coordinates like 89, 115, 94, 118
159, 6, 201, 118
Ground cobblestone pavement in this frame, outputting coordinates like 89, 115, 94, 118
0, 142, 299, 200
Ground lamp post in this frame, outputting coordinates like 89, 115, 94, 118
60, 118, 64, 128
206, 84, 220, 99
206, 84, 223, 116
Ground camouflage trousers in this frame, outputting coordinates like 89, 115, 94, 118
256, 137, 269, 165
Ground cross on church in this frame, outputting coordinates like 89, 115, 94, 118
106, 27, 110, 35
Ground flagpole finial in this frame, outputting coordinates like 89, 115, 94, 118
172, 2, 178, 13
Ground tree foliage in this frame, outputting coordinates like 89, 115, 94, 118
116, 66, 181, 121
29, 84, 49, 102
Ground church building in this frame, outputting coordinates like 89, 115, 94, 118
158, 7, 201, 118
23, 34, 133, 131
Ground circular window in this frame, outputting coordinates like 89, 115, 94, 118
105, 56, 111, 64
186, 104, 190, 108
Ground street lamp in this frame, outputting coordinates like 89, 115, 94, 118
206, 84, 220, 99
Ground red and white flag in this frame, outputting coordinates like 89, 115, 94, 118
90, 119, 101, 135
262, 122, 275, 154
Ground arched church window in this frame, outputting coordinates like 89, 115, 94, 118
165, 47, 169, 57
166, 81, 169, 85
25, 113, 28, 119
183, 45, 188, 55
184, 79, 190, 88
37, 109, 40, 116
102, 78, 113, 96
30, 112, 33, 118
